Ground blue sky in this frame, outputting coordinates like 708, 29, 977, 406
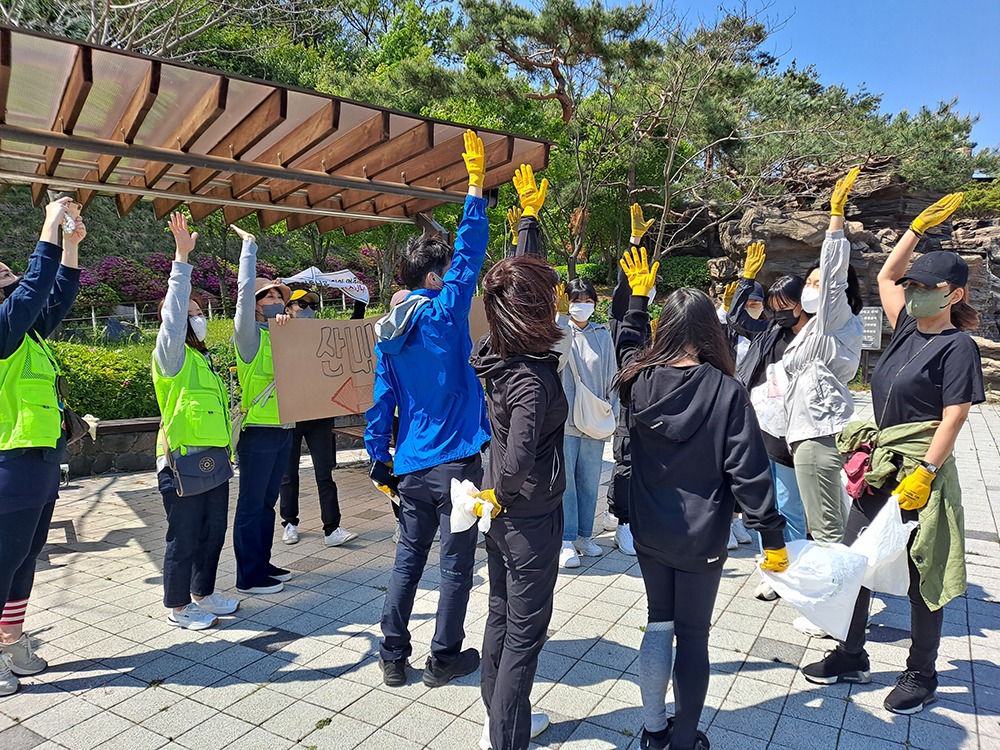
759, 0, 1000, 150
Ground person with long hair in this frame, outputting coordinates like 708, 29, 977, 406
730, 244, 809, 600
152, 213, 237, 630
0, 197, 84, 696
231, 223, 295, 596
803, 193, 984, 716
782, 170, 864, 570
615, 247, 787, 750
469, 253, 567, 750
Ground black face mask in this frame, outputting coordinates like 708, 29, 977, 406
1, 278, 19, 296
771, 308, 800, 328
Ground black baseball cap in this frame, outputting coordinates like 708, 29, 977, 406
896, 251, 968, 288
748, 282, 765, 301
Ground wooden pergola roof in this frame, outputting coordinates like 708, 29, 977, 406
0, 26, 551, 235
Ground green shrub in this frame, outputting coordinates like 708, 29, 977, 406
955, 180, 1000, 218
657, 256, 710, 293
50, 341, 159, 420
74, 282, 121, 317
553, 263, 610, 285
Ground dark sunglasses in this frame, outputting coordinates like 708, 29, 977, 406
293, 300, 316, 310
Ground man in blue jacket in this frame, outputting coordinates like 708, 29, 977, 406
365, 130, 491, 689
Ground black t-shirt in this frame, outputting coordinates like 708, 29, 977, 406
871, 310, 985, 429
750, 326, 796, 466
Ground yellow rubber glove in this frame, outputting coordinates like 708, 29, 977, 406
759, 548, 789, 573
830, 166, 860, 217
630, 203, 655, 240
722, 281, 738, 310
507, 206, 522, 246
910, 192, 964, 236
619, 246, 659, 298
554, 283, 570, 315
743, 241, 766, 279
463, 129, 486, 189
472, 488, 503, 519
512, 163, 548, 218
894, 465, 935, 511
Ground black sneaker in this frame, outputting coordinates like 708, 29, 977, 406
639, 727, 669, 750
380, 657, 408, 687
802, 647, 871, 685
268, 566, 292, 582
884, 670, 937, 715
422, 648, 480, 688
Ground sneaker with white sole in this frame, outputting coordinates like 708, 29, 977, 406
600, 510, 618, 531
559, 541, 580, 569
282, 524, 299, 545
615, 523, 637, 556
575, 536, 603, 557
0, 634, 46, 676
167, 603, 218, 630
269, 567, 293, 582
0, 654, 19, 697
193, 592, 239, 616
727, 528, 739, 550
480, 712, 549, 749
237, 577, 285, 595
753, 580, 778, 601
731, 517, 753, 544
793, 616, 830, 639
325, 527, 358, 547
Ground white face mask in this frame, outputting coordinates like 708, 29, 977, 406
569, 302, 595, 322
647, 287, 657, 305
189, 315, 208, 342
747, 305, 764, 320
800, 287, 820, 315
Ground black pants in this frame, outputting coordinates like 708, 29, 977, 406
606, 420, 630, 524
481, 509, 562, 750
158, 469, 230, 609
637, 553, 722, 750
0, 502, 55, 613
279, 418, 341, 534
380, 455, 482, 663
842, 488, 943, 677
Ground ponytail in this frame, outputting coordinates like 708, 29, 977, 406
950, 286, 979, 331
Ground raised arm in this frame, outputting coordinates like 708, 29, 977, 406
34, 202, 84, 339
230, 224, 260, 364
727, 242, 768, 338
814, 167, 860, 336
513, 164, 548, 259
154, 213, 198, 378
878, 193, 964, 329
615, 246, 659, 370
506, 206, 521, 258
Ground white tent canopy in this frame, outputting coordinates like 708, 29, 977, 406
282, 267, 370, 304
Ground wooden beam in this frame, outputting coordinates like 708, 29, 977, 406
222, 204, 256, 225
30, 181, 46, 207
186, 88, 287, 193
0, 28, 12, 125
343, 217, 395, 236
267, 111, 389, 202
231, 100, 340, 198
96, 61, 161, 182
41, 46, 93, 176
75, 187, 95, 210
304, 120, 434, 208
258, 194, 308, 229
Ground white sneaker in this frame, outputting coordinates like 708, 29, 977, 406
731, 517, 753, 544
575, 536, 603, 557
600, 510, 618, 531
559, 541, 580, 569
325, 527, 358, 547
0, 634, 46, 676
167, 603, 218, 630
480, 712, 549, 749
753, 580, 778, 601
194, 592, 239, 616
615, 523, 637, 556
282, 524, 299, 545
793, 616, 830, 638
0, 654, 19, 697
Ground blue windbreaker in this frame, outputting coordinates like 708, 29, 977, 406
364, 195, 491, 475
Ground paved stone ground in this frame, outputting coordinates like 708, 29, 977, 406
1, 394, 998, 750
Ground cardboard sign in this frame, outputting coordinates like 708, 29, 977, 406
270, 297, 490, 423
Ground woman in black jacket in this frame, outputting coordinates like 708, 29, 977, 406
469, 255, 566, 750
616, 248, 788, 750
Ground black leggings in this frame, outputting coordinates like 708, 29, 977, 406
637, 554, 722, 750
0, 502, 55, 613
842, 489, 943, 677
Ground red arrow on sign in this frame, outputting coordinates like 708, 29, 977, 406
331, 377, 375, 413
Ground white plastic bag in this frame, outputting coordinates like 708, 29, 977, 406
761, 540, 868, 641
449, 478, 495, 535
850, 495, 918, 596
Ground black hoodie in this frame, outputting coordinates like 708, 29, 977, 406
617, 296, 786, 572
470, 335, 568, 519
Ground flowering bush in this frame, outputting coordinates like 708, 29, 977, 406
190, 256, 238, 298
91, 256, 165, 302
256, 259, 279, 279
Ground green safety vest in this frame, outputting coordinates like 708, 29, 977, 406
235, 328, 280, 426
0, 334, 62, 451
152, 345, 231, 455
